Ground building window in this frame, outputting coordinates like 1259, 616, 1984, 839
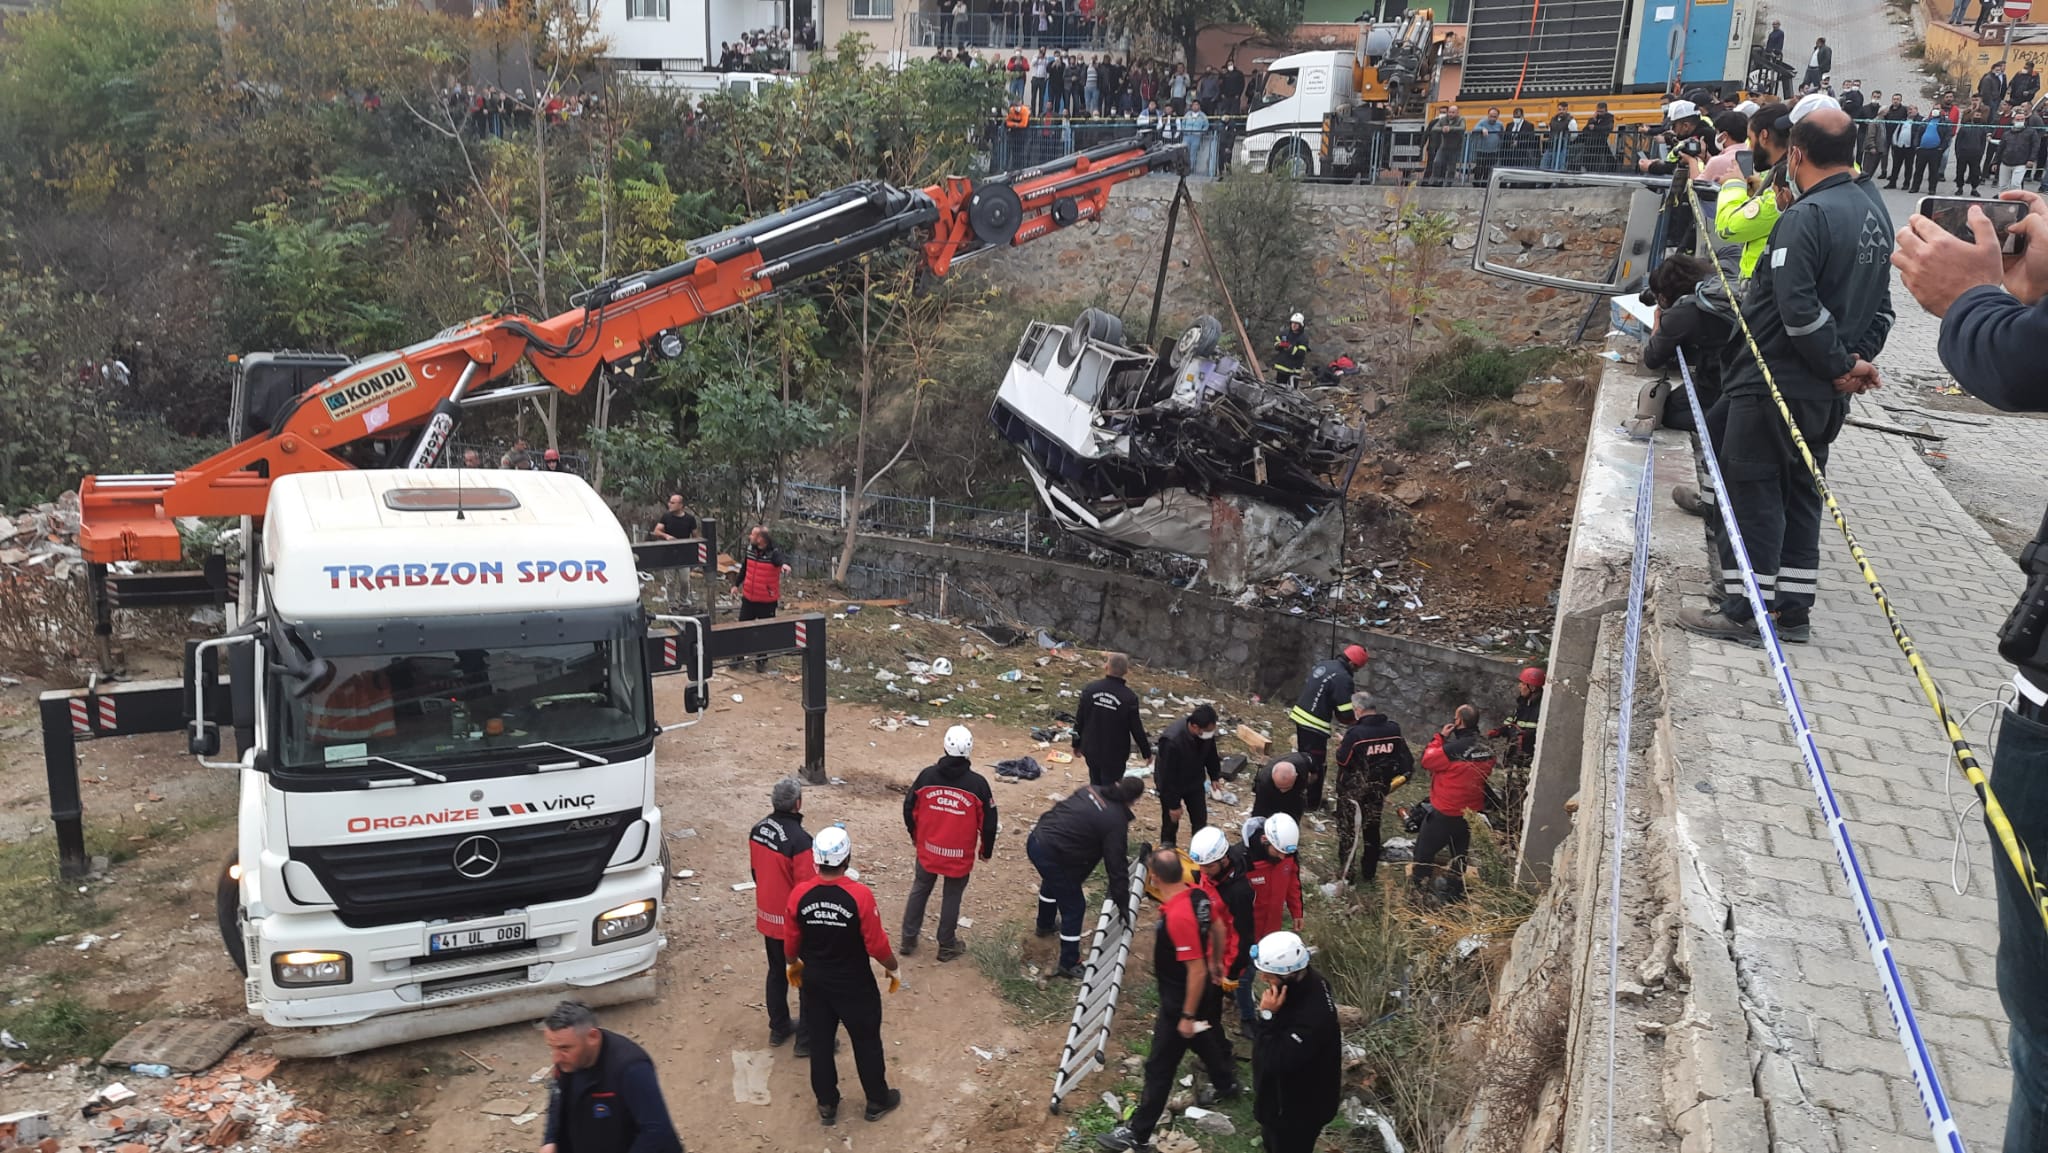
850, 0, 893, 19
627, 0, 669, 19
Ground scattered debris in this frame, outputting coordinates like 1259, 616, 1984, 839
994, 757, 1045, 781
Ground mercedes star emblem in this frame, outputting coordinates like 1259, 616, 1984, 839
452, 835, 502, 879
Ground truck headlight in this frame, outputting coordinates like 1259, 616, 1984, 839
271, 950, 351, 987
594, 899, 656, 944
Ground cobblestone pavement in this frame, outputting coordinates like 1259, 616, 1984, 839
1658, 402, 2018, 1150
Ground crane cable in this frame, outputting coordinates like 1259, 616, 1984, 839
1678, 179, 2048, 942
1511, 0, 1544, 103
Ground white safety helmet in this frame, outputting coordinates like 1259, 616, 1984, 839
1189, 826, 1230, 866
1252, 930, 1311, 975
1240, 814, 1265, 844
1663, 98, 1698, 122
813, 824, 852, 867
944, 724, 974, 758
1289, 312, 1305, 325
931, 657, 954, 677
1263, 812, 1300, 855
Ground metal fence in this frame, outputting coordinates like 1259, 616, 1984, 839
781, 480, 1036, 552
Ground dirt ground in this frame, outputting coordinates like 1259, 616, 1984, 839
0, 638, 1282, 1153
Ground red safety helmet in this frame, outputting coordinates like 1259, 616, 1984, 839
1519, 667, 1546, 688
543, 447, 561, 461
1343, 644, 1369, 668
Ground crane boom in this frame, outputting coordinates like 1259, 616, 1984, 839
79, 136, 1186, 564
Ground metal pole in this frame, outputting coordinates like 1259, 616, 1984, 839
1145, 177, 1188, 346
41, 695, 88, 879
801, 617, 828, 784
1024, 506, 1031, 554
928, 496, 937, 538
1178, 184, 1266, 378
839, 486, 847, 526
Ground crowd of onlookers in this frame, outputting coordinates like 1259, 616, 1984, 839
440, 83, 605, 137
716, 28, 802, 72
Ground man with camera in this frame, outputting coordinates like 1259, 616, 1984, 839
1894, 179, 2048, 1153
1638, 100, 1716, 254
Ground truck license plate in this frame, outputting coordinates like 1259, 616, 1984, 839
430, 921, 527, 953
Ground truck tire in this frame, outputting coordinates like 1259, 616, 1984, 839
1058, 307, 1125, 366
1273, 142, 1313, 181
1168, 315, 1224, 369
660, 840, 674, 900
217, 852, 247, 976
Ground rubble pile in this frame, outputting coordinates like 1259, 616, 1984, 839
76, 1057, 318, 1153
0, 494, 84, 580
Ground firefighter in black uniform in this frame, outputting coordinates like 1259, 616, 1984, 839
1286, 643, 1368, 809
1154, 704, 1224, 848
1190, 826, 1260, 1035
1331, 692, 1414, 886
1487, 667, 1545, 767
1076, 652, 1153, 788
1271, 313, 1310, 383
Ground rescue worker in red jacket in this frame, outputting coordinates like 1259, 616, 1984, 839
786, 825, 903, 1126
1096, 849, 1243, 1151
749, 777, 816, 1053
1245, 812, 1303, 939
729, 526, 790, 671
1190, 826, 1260, 1035
900, 725, 999, 962
1414, 706, 1497, 902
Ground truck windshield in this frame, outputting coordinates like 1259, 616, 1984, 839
275, 638, 649, 773
1259, 69, 1298, 107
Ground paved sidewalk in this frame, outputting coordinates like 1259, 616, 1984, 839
1657, 397, 2017, 1149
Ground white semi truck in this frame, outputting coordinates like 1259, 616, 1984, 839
196, 470, 685, 1055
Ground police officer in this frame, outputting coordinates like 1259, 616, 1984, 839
539, 1001, 684, 1153
1271, 313, 1310, 382
1076, 652, 1152, 787
1248, 932, 1341, 1153
1286, 644, 1367, 808
1097, 850, 1244, 1151
749, 777, 816, 1052
1677, 106, 1893, 645
785, 826, 903, 1126
1190, 826, 1259, 1034
1029, 776, 1142, 977
1332, 692, 1414, 886
900, 725, 998, 962
1154, 704, 1223, 848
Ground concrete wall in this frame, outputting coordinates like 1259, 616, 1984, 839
785, 526, 1520, 730
978, 176, 1633, 350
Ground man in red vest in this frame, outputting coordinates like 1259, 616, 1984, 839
730, 526, 790, 671
786, 826, 903, 1126
900, 725, 999, 962
749, 777, 816, 1053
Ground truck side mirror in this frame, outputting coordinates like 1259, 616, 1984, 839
189, 720, 221, 758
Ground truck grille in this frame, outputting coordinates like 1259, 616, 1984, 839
296, 811, 635, 928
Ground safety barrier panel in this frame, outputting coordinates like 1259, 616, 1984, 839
1048, 856, 1149, 1114
1601, 424, 1653, 1151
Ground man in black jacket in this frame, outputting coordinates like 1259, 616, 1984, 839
1959, 97, 1998, 195
1286, 643, 1367, 808
1331, 694, 1414, 886
1248, 931, 1341, 1153
1893, 183, 2048, 1153
1880, 94, 1913, 183
1155, 705, 1223, 848
1802, 38, 1832, 91
541, 1001, 684, 1153
2011, 61, 2042, 109
1981, 62, 2010, 111
1028, 777, 1142, 976
1076, 653, 1152, 787
1250, 752, 1311, 826
1679, 107, 1894, 645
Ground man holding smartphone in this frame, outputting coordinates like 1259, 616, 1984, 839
1678, 106, 1894, 645
1893, 190, 2048, 1153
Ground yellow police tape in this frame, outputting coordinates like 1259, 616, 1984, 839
1679, 180, 2048, 938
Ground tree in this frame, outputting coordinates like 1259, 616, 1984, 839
1199, 170, 1316, 344
1093, 0, 1299, 68
1335, 192, 1458, 399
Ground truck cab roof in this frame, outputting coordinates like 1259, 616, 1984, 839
263, 470, 638, 621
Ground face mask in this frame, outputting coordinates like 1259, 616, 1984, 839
1786, 153, 1803, 196
1197, 728, 1216, 741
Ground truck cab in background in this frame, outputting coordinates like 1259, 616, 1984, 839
1237, 13, 1437, 180
197, 470, 686, 1055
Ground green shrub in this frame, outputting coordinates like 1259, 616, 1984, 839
1409, 336, 1562, 407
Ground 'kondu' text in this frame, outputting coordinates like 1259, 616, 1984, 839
322, 559, 610, 589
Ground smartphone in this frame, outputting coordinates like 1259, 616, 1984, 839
1735, 149, 1756, 178
1918, 196, 2030, 255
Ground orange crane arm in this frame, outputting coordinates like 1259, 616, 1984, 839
80, 137, 1186, 564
